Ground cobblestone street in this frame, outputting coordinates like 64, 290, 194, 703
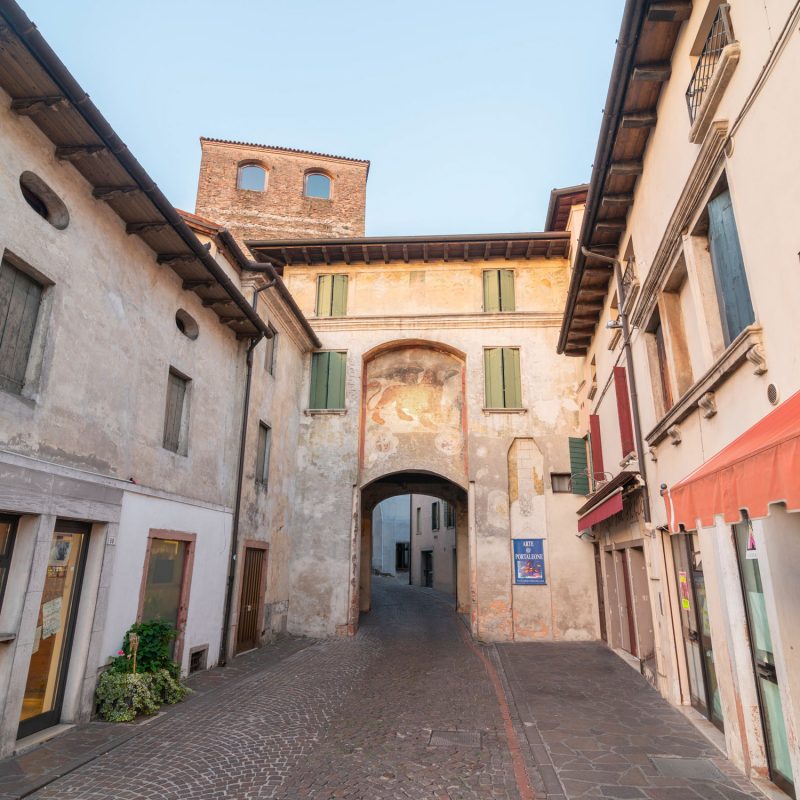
0, 577, 766, 800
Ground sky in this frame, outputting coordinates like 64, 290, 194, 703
22, 0, 625, 236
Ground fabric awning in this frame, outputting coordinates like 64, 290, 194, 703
667, 389, 800, 531
578, 491, 624, 532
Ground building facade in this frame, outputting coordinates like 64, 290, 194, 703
558, 2, 800, 796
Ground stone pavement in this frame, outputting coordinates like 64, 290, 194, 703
0, 577, 767, 799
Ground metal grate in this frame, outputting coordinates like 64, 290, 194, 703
650, 756, 725, 781
189, 646, 207, 674
767, 384, 779, 405
429, 730, 482, 748
686, 4, 734, 122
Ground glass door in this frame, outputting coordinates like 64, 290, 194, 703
672, 533, 723, 731
734, 520, 795, 798
18, 521, 90, 739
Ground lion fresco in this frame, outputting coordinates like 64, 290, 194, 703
367, 365, 460, 429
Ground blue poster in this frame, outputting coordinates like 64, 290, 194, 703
513, 539, 546, 585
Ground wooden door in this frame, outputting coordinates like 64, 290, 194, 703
593, 543, 607, 642
236, 548, 265, 654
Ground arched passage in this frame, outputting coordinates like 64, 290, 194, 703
356, 471, 472, 627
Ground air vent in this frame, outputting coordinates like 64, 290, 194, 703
19, 171, 69, 229
189, 646, 208, 674
767, 384, 779, 406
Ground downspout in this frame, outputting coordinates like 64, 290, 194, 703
581, 247, 651, 524
218, 279, 276, 666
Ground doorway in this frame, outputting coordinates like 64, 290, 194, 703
236, 545, 268, 654
18, 520, 90, 739
421, 550, 433, 588
672, 533, 723, 731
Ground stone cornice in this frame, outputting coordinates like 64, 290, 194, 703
308, 311, 563, 332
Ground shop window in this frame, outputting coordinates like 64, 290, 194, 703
0, 257, 44, 396
0, 516, 18, 613
483, 269, 515, 312
237, 164, 266, 192
256, 422, 271, 486
304, 172, 331, 199
484, 347, 522, 409
315, 274, 348, 317
264, 325, 278, 374
431, 502, 440, 531
163, 368, 190, 454
309, 351, 346, 409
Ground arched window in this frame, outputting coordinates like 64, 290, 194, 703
237, 164, 266, 192
304, 172, 331, 199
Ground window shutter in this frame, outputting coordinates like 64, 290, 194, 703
163, 371, 187, 452
483, 270, 500, 312
331, 275, 348, 317
0, 260, 42, 395
310, 352, 330, 408
431, 502, 439, 529
589, 413, 605, 480
316, 275, 333, 316
569, 437, 589, 495
499, 269, 516, 311
502, 348, 522, 408
707, 189, 755, 345
613, 367, 635, 457
484, 348, 504, 407
326, 352, 346, 408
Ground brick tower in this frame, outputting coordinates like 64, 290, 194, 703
194, 137, 369, 245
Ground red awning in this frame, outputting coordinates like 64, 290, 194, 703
578, 491, 623, 532
667, 389, 800, 531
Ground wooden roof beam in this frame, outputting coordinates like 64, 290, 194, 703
362, 245, 371, 264
423, 243, 429, 263
55, 144, 105, 161
578, 289, 609, 300
484, 242, 492, 260
545, 241, 555, 259
595, 221, 627, 234
158, 253, 198, 266
525, 240, 535, 259
182, 279, 215, 289
647, 1, 692, 22
202, 298, 235, 308
93, 186, 140, 200
608, 160, 643, 177
301, 247, 311, 265
632, 62, 672, 82
281, 248, 293, 267
10, 95, 67, 115
443, 244, 449, 263
504, 241, 513, 260
126, 221, 170, 235
321, 246, 331, 265
403, 244, 410, 263
381, 244, 390, 264
601, 193, 634, 207
342, 245, 351, 265
621, 110, 658, 128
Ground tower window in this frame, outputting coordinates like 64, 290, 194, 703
304, 172, 331, 200
237, 164, 266, 192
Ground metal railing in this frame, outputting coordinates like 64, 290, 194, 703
686, 4, 734, 122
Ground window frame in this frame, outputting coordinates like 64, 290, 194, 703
550, 473, 572, 494
0, 514, 18, 614
256, 421, 272, 487
304, 171, 332, 200
236, 163, 267, 193
483, 346, 523, 409
482, 268, 516, 313
264, 325, 278, 375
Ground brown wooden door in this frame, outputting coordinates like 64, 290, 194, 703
236, 548, 265, 654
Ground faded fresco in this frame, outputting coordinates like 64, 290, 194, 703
362, 346, 466, 485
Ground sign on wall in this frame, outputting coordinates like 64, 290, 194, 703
513, 539, 546, 585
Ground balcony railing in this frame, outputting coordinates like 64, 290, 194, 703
685, 4, 734, 122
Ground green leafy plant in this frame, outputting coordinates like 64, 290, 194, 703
96, 621, 190, 722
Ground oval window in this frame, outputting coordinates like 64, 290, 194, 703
237, 164, 266, 192
175, 309, 199, 340
304, 172, 331, 199
19, 172, 69, 230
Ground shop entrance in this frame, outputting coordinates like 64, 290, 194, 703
18, 520, 90, 739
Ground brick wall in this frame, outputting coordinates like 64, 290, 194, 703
194, 138, 369, 246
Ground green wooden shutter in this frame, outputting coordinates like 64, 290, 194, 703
310, 352, 330, 408
707, 190, 755, 345
499, 269, 516, 311
316, 275, 333, 316
331, 275, 348, 317
484, 348, 504, 407
483, 270, 500, 312
0, 260, 43, 395
569, 437, 590, 495
326, 352, 346, 408
501, 348, 522, 408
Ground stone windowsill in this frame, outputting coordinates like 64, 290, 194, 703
482, 407, 527, 415
305, 408, 347, 416
0, 632, 16, 643
689, 42, 741, 144
645, 324, 765, 446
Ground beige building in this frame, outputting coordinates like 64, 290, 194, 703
558, 2, 800, 797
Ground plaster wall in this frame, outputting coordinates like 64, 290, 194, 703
410, 495, 456, 594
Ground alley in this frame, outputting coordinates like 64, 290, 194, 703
3, 578, 764, 800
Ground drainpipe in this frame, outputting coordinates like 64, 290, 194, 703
581, 247, 651, 524
218, 279, 276, 667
